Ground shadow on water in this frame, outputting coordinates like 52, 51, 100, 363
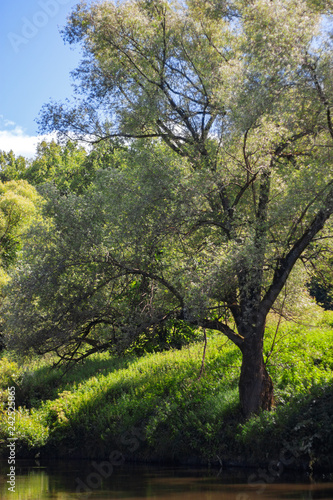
0, 460, 333, 500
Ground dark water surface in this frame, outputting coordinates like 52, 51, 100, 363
0, 460, 332, 500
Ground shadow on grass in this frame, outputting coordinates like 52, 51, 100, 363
15, 353, 138, 408
37, 346, 242, 461
4, 338, 244, 461
236, 383, 333, 470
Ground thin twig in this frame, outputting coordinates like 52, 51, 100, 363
198, 328, 207, 380
265, 286, 287, 365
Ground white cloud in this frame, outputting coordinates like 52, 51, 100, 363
4, 119, 16, 128
0, 126, 55, 159
0, 118, 90, 159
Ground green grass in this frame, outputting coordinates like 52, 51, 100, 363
0, 310, 332, 468
264, 311, 333, 400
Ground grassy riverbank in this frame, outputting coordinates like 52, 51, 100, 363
1, 310, 333, 471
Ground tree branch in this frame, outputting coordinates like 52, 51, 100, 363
197, 318, 244, 348
108, 256, 185, 309
306, 60, 333, 141
260, 183, 333, 317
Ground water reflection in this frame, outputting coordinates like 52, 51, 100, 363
0, 461, 332, 500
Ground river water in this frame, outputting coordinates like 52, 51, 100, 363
0, 461, 332, 500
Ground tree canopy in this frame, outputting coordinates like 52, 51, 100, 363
0, 150, 28, 183
4, 0, 333, 416
0, 180, 40, 286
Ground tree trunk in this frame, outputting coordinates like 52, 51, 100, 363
239, 331, 274, 417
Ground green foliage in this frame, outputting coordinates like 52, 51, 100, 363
0, 336, 241, 459
0, 139, 121, 197
125, 320, 202, 354
307, 240, 333, 310
4, 0, 333, 415
11, 407, 49, 454
0, 178, 41, 332
0, 180, 40, 266
34, 0, 332, 334
0, 151, 28, 182
0, 356, 20, 389
0, 314, 332, 465
237, 384, 333, 470
310, 278, 333, 310
24, 140, 88, 193
23, 139, 119, 195
2, 143, 202, 358
0, 356, 20, 413
0, 179, 41, 351
0, 356, 48, 455
264, 316, 333, 399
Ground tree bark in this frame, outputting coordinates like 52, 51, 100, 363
239, 330, 274, 417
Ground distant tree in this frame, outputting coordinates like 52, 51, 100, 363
0, 180, 40, 279
24, 140, 89, 194
8, 0, 333, 416
0, 151, 28, 182
0, 140, 119, 195
307, 236, 333, 309
24, 139, 124, 194
0, 180, 40, 350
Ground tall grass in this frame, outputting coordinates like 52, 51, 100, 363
0, 310, 332, 467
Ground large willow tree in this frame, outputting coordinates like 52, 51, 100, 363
6, 0, 333, 416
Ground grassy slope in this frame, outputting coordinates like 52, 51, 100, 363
0, 310, 333, 470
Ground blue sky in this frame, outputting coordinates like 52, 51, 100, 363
0, 0, 83, 158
